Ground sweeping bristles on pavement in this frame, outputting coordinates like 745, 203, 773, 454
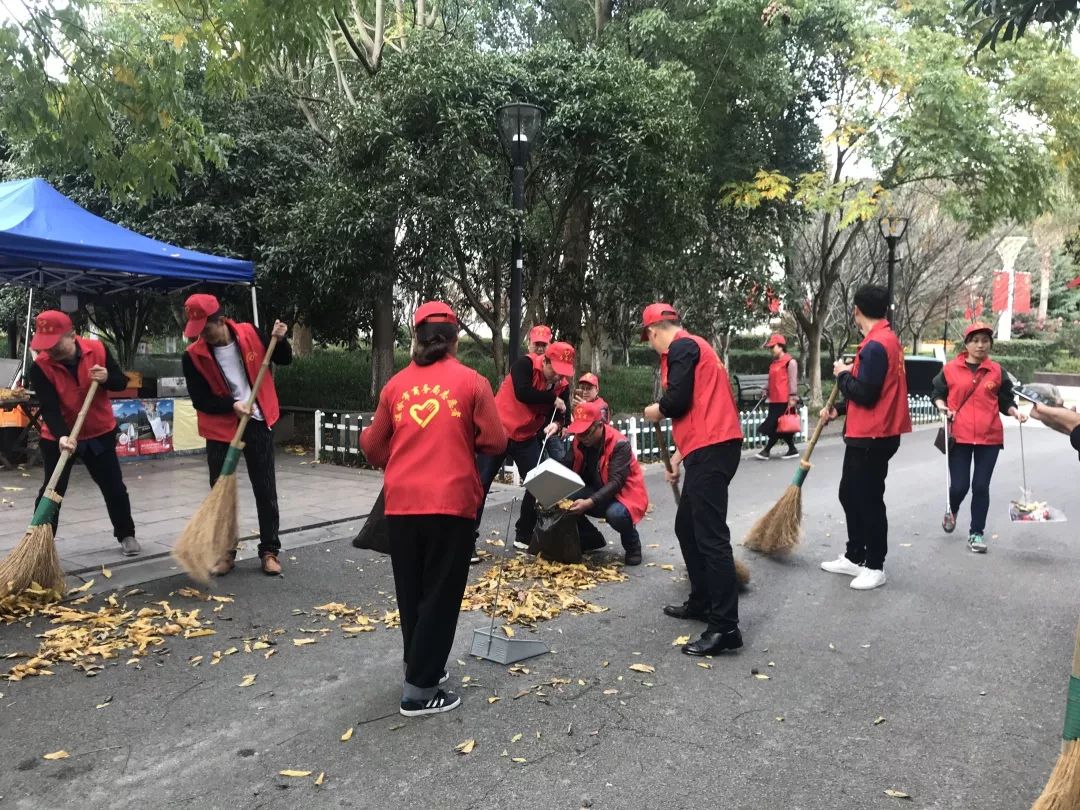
0, 380, 102, 597
172, 336, 278, 583
743, 384, 839, 556
1032, 620, 1080, 810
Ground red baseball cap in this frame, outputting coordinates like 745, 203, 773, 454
763, 334, 786, 348
183, 293, 222, 339
413, 301, 458, 327
963, 322, 994, 342
544, 342, 576, 377
528, 325, 552, 344
578, 372, 599, 388
567, 400, 604, 434
30, 310, 73, 351
640, 303, 679, 341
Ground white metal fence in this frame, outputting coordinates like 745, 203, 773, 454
314, 405, 810, 468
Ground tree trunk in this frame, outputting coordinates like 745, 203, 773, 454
491, 256, 506, 375
7, 319, 17, 359
292, 322, 314, 358
370, 281, 395, 401
551, 195, 591, 347
1038, 246, 1053, 324
805, 321, 823, 408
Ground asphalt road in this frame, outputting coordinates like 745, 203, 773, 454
1, 424, 1076, 810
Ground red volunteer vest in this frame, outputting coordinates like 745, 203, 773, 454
767, 352, 794, 403
942, 354, 1004, 446
377, 357, 491, 519
494, 354, 569, 442
844, 321, 912, 439
35, 336, 116, 441
185, 321, 281, 442
570, 424, 650, 524
660, 331, 743, 458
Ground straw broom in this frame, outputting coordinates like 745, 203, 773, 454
0, 380, 101, 597
1032, 618, 1080, 810
652, 423, 750, 588
742, 384, 840, 556
173, 336, 278, 584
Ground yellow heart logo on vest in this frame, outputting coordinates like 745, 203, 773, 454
409, 398, 440, 428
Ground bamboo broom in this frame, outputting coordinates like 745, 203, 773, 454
0, 380, 101, 597
173, 336, 278, 583
652, 422, 750, 588
1032, 619, 1080, 809
742, 384, 840, 556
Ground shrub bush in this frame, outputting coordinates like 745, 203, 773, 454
993, 339, 1055, 364
993, 355, 1040, 383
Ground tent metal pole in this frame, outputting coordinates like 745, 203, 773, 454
20, 286, 33, 383
250, 285, 260, 328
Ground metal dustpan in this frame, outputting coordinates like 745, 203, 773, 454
471, 496, 549, 665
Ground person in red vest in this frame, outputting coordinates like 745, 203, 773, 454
528, 325, 552, 358
476, 342, 575, 556
181, 294, 291, 577
574, 372, 610, 424
931, 323, 1025, 553
754, 334, 800, 460
818, 285, 911, 591
29, 310, 139, 556
555, 399, 647, 565
361, 302, 507, 716
642, 303, 745, 657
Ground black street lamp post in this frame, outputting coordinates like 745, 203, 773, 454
878, 214, 909, 322
497, 102, 544, 364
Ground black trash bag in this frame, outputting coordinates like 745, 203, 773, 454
352, 488, 390, 555
529, 506, 581, 564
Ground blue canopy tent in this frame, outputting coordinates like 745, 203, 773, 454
0, 178, 258, 378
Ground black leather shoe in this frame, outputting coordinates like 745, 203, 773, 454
624, 545, 642, 566
663, 602, 707, 621
682, 629, 743, 657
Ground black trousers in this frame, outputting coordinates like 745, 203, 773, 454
475, 437, 544, 544
37, 437, 135, 541
388, 515, 474, 694
206, 420, 280, 556
675, 442, 742, 633
839, 437, 901, 571
761, 402, 797, 452
948, 443, 1001, 535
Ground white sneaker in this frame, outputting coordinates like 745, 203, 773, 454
820, 555, 863, 577
850, 568, 887, 590
513, 540, 529, 551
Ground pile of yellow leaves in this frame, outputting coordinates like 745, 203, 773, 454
461, 557, 627, 626
309, 602, 400, 634
0, 582, 65, 625
3, 584, 220, 682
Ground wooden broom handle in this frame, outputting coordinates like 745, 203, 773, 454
1072, 618, 1080, 680
799, 384, 840, 469
652, 422, 681, 505
228, 335, 279, 449
44, 379, 101, 493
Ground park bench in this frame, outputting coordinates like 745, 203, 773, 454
733, 373, 769, 408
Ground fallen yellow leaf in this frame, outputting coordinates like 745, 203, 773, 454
673, 635, 690, 646
264, 649, 277, 660
43, 750, 69, 760
603, 689, 619, 695
873, 716, 886, 726
101, 566, 112, 579
315, 772, 325, 786
884, 789, 911, 799
341, 727, 353, 742
279, 769, 312, 777
184, 628, 216, 639
511, 757, 527, 763
488, 696, 500, 704
511, 733, 523, 743
455, 739, 476, 755
68, 580, 94, 594
697, 662, 712, 669
659, 564, 675, 571
238, 674, 257, 688
502, 625, 515, 638
628, 663, 655, 674
753, 673, 770, 680
293, 638, 317, 647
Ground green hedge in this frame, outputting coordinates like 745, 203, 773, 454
993, 355, 1040, 383
993, 340, 1055, 364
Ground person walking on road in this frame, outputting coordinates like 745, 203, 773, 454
754, 334, 800, 460
931, 322, 1026, 553
642, 303, 745, 656
29, 310, 140, 557
182, 294, 291, 577
818, 285, 911, 591
361, 302, 507, 717
475, 342, 575, 556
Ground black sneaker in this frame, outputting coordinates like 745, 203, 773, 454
624, 545, 643, 566
781, 447, 800, 460
682, 629, 743, 656
400, 689, 461, 717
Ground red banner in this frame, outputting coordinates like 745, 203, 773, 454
992, 272, 1032, 314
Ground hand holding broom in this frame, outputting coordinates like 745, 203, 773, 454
1032, 618, 1080, 809
173, 335, 280, 583
0, 380, 101, 596
742, 383, 840, 556
652, 422, 750, 588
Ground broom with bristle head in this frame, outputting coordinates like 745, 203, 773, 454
0, 380, 101, 597
173, 336, 278, 584
742, 384, 839, 556
652, 423, 750, 588
1032, 619, 1080, 810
